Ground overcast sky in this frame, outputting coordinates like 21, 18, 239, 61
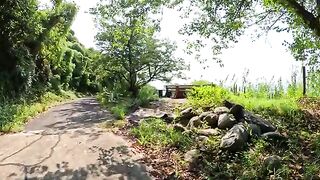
69, 0, 301, 89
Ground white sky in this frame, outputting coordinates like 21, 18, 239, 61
69, 0, 301, 89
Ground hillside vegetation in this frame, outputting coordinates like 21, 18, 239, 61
0, 0, 182, 131
129, 84, 320, 179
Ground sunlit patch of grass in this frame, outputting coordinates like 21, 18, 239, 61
131, 118, 193, 151
230, 95, 299, 117
186, 85, 230, 109
101, 119, 127, 129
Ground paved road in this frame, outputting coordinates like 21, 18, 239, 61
0, 97, 152, 180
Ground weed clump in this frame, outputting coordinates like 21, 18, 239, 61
131, 118, 193, 151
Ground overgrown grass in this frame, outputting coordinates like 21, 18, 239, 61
187, 85, 230, 109
0, 91, 77, 132
97, 96, 134, 120
230, 95, 300, 117
131, 118, 193, 150
187, 85, 302, 119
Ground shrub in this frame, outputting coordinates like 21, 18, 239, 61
110, 104, 127, 120
286, 84, 303, 99
187, 85, 230, 108
137, 85, 159, 107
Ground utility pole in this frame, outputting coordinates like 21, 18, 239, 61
302, 66, 306, 96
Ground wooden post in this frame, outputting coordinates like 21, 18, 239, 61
175, 85, 179, 99
302, 66, 306, 96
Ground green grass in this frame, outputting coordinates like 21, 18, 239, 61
187, 85, 230, 109
131, 118, 193, 150
0, 91, 77, 132
110, 104, 127, 120
187, 85, 301, 118
230, 95, 299, 116
97, 96, 134, 120
100, 119, 127, 129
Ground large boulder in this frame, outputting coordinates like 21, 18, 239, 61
203, 113, 219, 128
177, 107, 197, 126
218, 113, 237, 129
220, 123, 249, 152
159, 113, 175, 123
198, 128, 221, 136
184, 149, 200, 163
223, 100, 235, 109
244, 111, 276, 133
180, 107, 196, 118
173, 124, 187, 132
199, 112, 212, 120
261, 132, 286, 141
229, 104, 245, 121
188, 116, 202, 129
213, 107, 230, 115
248, 123, 262, 137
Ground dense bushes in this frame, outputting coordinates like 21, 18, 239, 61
0, 1, 100, 99
187, 85, 230, 109
137, 85, 159, 107
0, 1, 101, 131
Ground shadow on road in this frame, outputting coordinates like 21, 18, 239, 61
17, 145, 151, 180
1, 98, 152, 179
25, 97, 114, 132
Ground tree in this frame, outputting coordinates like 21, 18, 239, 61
91, 0, 186, 97
0, 0, 78, 96
179, 0, 320, 67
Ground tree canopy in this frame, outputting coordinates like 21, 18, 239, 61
91, 0, 186, 97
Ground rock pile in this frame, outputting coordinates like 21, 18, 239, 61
166, 100, 286, 152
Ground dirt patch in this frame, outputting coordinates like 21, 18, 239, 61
126, 98, 186, 124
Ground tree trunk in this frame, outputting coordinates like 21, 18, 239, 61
129, 85, 139, 98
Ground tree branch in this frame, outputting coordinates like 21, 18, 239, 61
265, 11, 286, 33
247, 10, 274, 27
284, 0, 320, 37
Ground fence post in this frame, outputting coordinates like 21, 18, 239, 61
302, 66, 306, 96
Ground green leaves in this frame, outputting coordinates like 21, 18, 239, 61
0, 0, 100, 97
180, 0, 320, 69
92, 0, 186, 97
